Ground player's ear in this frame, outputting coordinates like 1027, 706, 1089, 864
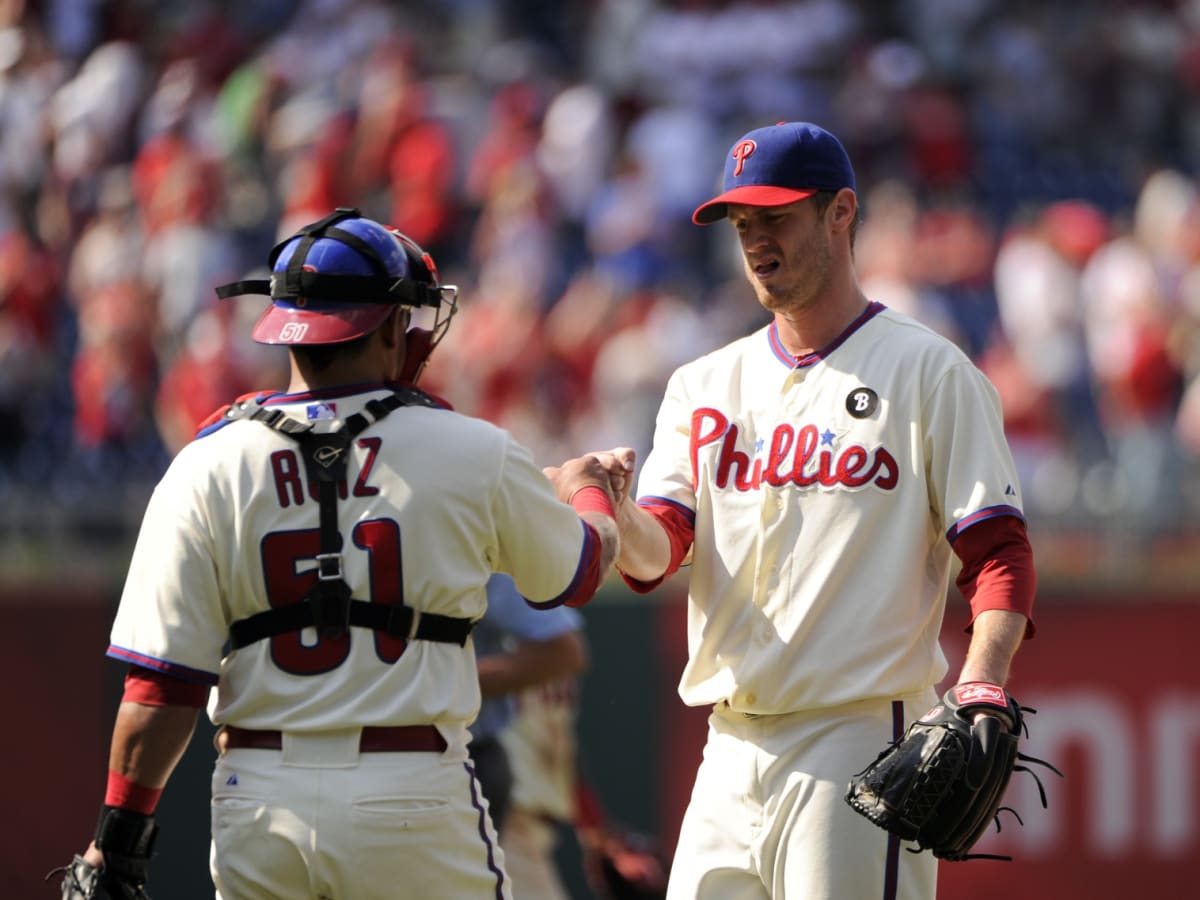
380, 308, 409, 384
381, 307, 410, 349
829, 188, 857, 234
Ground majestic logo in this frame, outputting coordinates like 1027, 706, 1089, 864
691, 408, 898, 492
731, 140, 757, 177
279, 322, 309, 342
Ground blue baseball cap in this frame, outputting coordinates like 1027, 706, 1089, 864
692, 121, 856, 225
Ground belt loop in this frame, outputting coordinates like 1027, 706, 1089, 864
407, 608, 422, 641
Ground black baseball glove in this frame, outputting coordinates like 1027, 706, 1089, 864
845, 682, 1060, 861
49, 807, 157, 899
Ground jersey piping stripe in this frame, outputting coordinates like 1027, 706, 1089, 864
945, 504, 1024, 542
636, 495, 696, 524
882, 699, 905, 900
257, 382, 395, 404
524, 519, 599, 610
106, 645, 220, 686
766, 300, 886, 368
463, 758, 507, 898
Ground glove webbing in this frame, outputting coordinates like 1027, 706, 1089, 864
921, 705, 1064, 862
227, 388, 475, 648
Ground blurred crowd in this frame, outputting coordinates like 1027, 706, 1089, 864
2, 0, 1199, 533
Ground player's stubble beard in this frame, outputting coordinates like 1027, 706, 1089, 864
746, 213, 834, 321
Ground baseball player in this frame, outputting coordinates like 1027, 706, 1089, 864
576, 122, 1037, 899
56, 208, 621, 900
493, 647, 585, 900
469, 572, 588, 833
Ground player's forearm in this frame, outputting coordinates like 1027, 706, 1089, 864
956, 608, 1029, 686
477, 631, 588, 698
614, 496, 672, 582
108, 701, 201, 789
581, 509, 620, 575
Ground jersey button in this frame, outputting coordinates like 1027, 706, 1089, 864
744, 692, 758, 707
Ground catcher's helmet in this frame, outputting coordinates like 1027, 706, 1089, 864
216, 207, 457, 349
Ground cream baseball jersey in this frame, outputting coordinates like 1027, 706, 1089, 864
633, 302, 1024, 715
109, 385, 594, 732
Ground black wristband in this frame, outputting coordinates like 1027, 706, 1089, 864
95, 806, 157, 860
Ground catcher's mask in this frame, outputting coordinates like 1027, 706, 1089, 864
216, 208, 458, 376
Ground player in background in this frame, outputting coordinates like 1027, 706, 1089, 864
493, 661, 583, 900
500, 688, 669, 900
54, 208, 622, 900
469, 572, 588, 833
568, 123, 1037, 899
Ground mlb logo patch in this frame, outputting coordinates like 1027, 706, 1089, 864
306, 402, 337, 421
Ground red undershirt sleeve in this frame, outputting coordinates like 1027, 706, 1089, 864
951, 514, 1037, 638
618, 500, 695, 593
123, 664, 210, 708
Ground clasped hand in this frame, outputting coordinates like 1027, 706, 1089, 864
544, 447, 636, 507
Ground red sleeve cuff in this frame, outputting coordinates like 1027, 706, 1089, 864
618, 500, 694, 593
952, 515, 1037, 637
124, 665, 210, 708
570, 485, 615, 519
104, 770, 163, 814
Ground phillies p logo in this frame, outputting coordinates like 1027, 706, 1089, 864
731, 140, 757, 176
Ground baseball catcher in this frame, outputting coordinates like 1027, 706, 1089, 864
845, 681, 1061, 861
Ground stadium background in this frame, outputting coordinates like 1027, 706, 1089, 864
2, 0, 1197, 897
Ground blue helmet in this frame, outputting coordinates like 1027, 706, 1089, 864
216, 208, 448, 346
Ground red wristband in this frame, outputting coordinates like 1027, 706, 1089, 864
569, 485, 615, 519
104, 769, 163, 815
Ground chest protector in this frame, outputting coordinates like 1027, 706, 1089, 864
224, 387, 475, 650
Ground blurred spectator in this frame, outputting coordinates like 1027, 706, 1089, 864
537, 82, 615, 231
464, 80, 545, 213
152, 304, 288, 456
1078, 176, 1188, 520
988, 201, 1106, 491
0, 218, 62, 463
69, 280, 158, 453
67, 166, 144, 301
1, 0, 1198, 546
47, 40, 146, 199
855, 179, 965, 346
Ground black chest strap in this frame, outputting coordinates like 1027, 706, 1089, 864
226, 388, 474, 649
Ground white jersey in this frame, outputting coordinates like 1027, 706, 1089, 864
635, 303, 1024, 715
109, 385, 593, 732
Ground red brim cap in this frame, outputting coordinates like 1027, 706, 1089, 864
692, 185, 819, 225
250, 301, 395, 345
